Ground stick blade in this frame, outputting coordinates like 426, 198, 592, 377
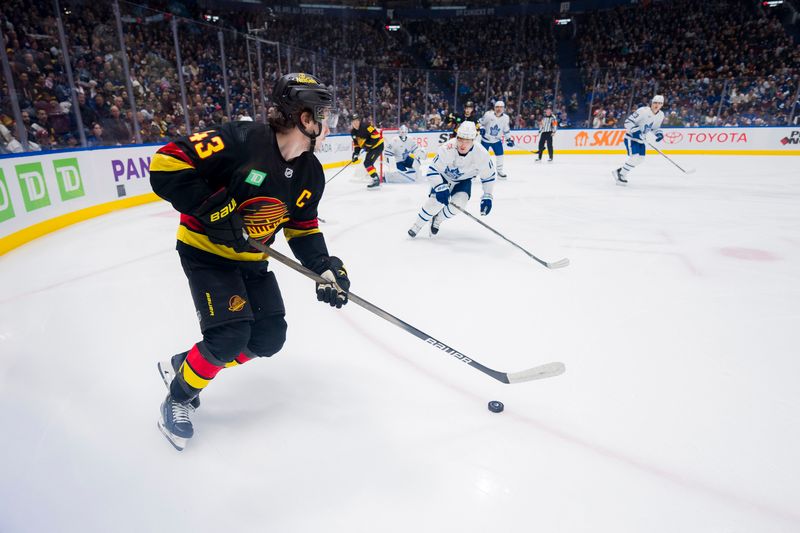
685, 168, 696, 175
506, 362, 566, 384
546, 258, 570, 269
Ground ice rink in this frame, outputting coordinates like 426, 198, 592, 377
1, 153, 799, 533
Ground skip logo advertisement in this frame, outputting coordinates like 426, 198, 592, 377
0, 157, 85, 224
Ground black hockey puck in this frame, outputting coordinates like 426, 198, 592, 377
488, 401, 504, 413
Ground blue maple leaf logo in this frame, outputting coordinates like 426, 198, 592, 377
443, 165, 463, 180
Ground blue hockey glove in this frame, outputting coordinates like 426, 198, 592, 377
479, 127, 486, 138
480, 194, 493, 216
402, 156, 415, 168
433, 183, 450, 205
505, 137, 515, 148
654, 131, 664, 143
396, 161, 408, 171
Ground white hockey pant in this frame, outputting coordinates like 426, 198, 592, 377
416, 190, 468, 224
619, 154, 644, 177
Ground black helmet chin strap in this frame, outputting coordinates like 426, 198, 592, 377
295, 115, 320, 152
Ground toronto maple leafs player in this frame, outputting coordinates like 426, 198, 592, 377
612, 95, 665, 185
408, 121, 496, 237
384, 125, 422, 182
479, 100, 513, 179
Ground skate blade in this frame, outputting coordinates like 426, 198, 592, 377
157, 361, 174, 390
158, 420, 187, 451
615, 180, 627, 187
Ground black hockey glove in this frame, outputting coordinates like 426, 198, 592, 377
316, 256, 350, 309
193, 190, 250, 253
351, 152, 360, 163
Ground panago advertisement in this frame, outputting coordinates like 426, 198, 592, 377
2, 127, 798, 254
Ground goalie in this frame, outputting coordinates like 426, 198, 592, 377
383, 125, 422, 182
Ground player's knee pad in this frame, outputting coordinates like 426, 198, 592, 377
247, 315, 287, 357
202, 320, 252, 364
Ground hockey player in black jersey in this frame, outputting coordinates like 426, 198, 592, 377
350, 113, 384, 189
149, 73, 350, 450
445, 101, 478, 139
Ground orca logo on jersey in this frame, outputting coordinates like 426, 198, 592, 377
239, 197, 290, 243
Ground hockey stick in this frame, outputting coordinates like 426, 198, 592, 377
245, 234, 565, 384
647, 142, 695, 174
450, 205, 570, 269
325, 160, 354, 184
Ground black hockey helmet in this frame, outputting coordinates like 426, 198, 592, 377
272, 73, 333, 148
350, 112, 361, 121
465, 101, 475, 108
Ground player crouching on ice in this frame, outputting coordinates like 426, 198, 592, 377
613, 95, 665, 186
149, 73, 351, 451
408, 121, 496, 237
384, 125, 422, 182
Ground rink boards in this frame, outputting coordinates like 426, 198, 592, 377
1, 127, 798, 254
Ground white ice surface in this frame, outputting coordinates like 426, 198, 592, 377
1, 154, 799, 533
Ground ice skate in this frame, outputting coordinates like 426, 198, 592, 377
366, 177, 381, 189
612, 168, 627, 186
158, 394, 194, 451
408, 218, 425, 238
430, 213, 443, 235
497, 170, 507, 180
534, 158, 542, 163
547, 158, 553, 163
158, 353, 200, 409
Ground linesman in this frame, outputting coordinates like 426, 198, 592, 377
535, 107, 557, 163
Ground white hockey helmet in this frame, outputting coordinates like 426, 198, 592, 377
456, 121, 478, 140
399, 124, 408, 140
652, 95, 665, 104
494, 100, 505, 108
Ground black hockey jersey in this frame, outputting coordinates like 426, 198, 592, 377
351, 122, 384, 156
149, 121, 329, 271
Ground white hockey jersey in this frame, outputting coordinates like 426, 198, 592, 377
426, 139, 496, 194
624, 106, 664, 143
479, 111, 511, 143
384, 135, 421, 162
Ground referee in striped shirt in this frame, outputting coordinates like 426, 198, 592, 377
535, 107, 557, 162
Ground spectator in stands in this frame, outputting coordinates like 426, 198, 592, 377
87, 122, 106, 147
103, 105, 131, 145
